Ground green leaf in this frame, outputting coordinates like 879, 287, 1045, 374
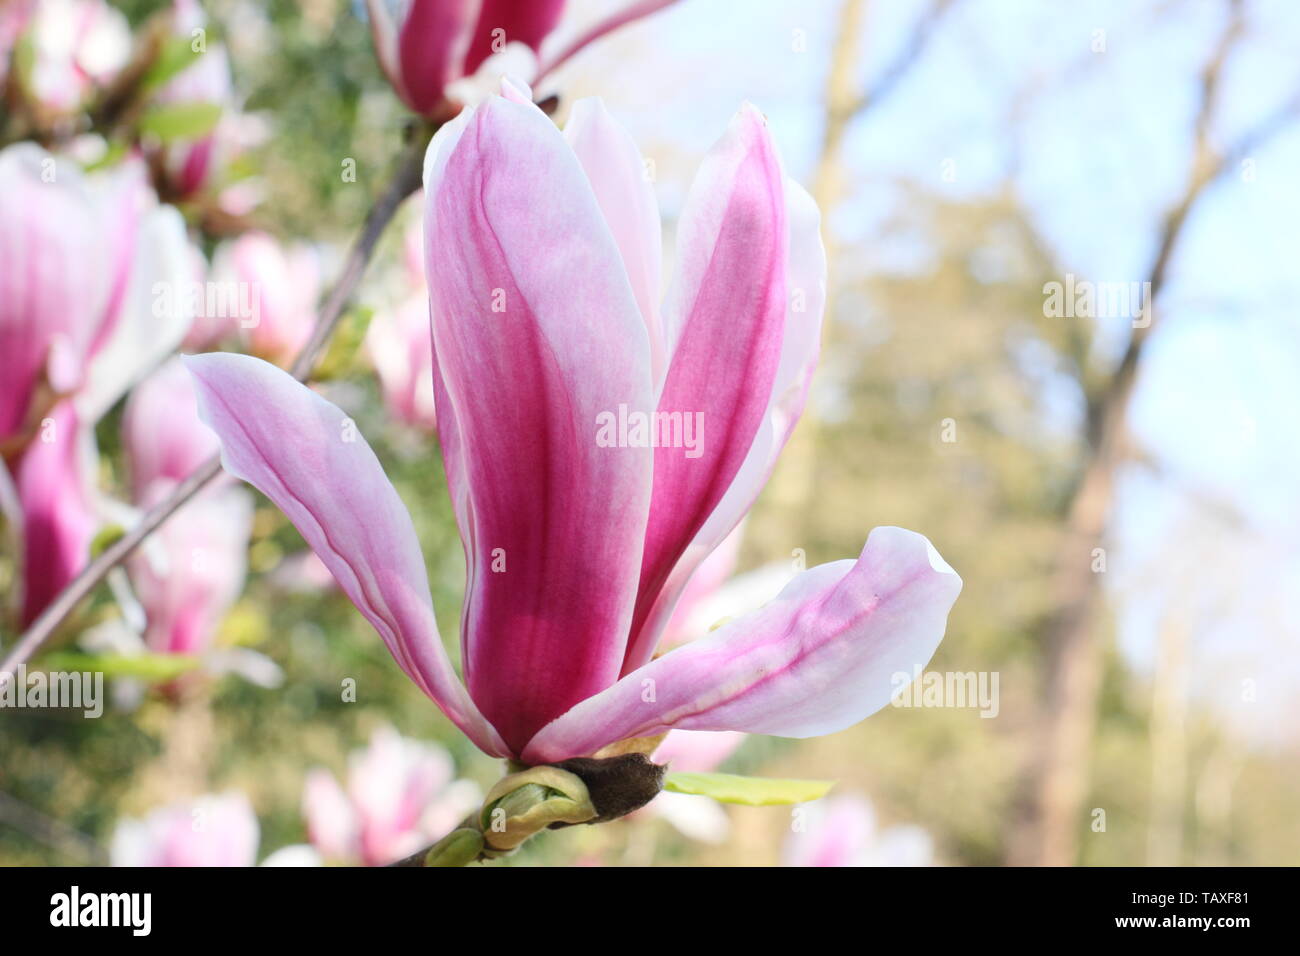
663, 772, 835, 806
138, 102, 222, 143
88, 524, 126, 558
142, 38, 204, 93
84, 143, 130, 174
40, 652, 201, 683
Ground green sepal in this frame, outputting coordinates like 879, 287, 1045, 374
663, 771, 835, 806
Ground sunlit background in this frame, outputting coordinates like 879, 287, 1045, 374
2, 0, 1297, 866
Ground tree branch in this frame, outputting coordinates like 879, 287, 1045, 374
1009, 0, 1300, 866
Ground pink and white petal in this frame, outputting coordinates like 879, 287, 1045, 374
14, 400, 97, 626
424, 95, 654, 753
464, 0, 565, 74
659, 520, 745, 649
79, 204, 196, 424
623, 173, 825, 673
395, 0, 479, 115
523, 527, 961, 763
535, 0, 681, 81
624, 105, 789, 672
563, 98, 665, 382
184, 352, 506, 756
782, 794, 876, 868
364, 0, 406, 102
0, 144, 111, 441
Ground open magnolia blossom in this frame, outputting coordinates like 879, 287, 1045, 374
0, 143, 193, 625
185, 89, 962, 778
366, 0, 679, 118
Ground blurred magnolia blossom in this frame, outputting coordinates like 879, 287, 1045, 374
265, 548, 338, 595
0, 143, 194, 625
122, 358, 253, 659
185, 84, 962, 804
290, 725, 480, 866
366, 0, 678, 119
0, 0, 130, 118
648, 729, 747, 844
659, 521, 745, 648
148, 1, 237, 202
195, 231, 321, 366
366, 215, 436, 429
111, 792, 259, 867
367, 294, 437, 429
783, 794, 934, 868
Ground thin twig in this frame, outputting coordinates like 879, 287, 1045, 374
0, 790, 107, 865
0, 125, 432, 689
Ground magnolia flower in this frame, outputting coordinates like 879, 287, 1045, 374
1, 0, 130, 116
150, 0, 236, 201
111, 792, 259, 867
783, 794, 934, 868
9, 402, 97, 626
367, 0, 678, 118
122, 358, 221, 499
185, 92, 961, 769
301, 725, 480, 866
0, 144, 192, 624
367, 295, 437, 430
366, 217, 436, 429
123, 359, 251, 657
211, 231, 320, 367
0, 145, 140, 449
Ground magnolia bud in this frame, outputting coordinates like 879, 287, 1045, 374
479, 766, 596, 855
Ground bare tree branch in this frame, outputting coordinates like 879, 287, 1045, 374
1009, 0, 1300, 866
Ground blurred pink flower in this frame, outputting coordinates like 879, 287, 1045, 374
367, 0, 678, 118
1, 0, 130, 115
303, 725, 480, 866
10, 402, 96, 626
366, 217, 436, 430
647, 729, 747, 844
151, 1, 236, 201
126, 482, 251, 658
218, 231, 321, 366
783, 794, 934, 868
122, 358, 220, 499
185, 92, 961, 764
659, 521, 745, 648
1, 144, 192, 624
111, 792, 259, 867
366, 295, 437, 430
0, 144, 142, 448
123, 359, 250, 656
